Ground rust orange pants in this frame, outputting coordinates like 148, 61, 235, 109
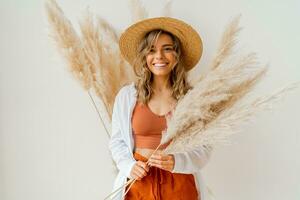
125, 152, 199, 200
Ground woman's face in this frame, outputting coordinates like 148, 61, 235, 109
146, 33, 178, 78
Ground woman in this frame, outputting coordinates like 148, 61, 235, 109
109, 17, 212, 200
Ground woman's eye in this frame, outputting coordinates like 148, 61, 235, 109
148, 47, 174, 54
164, 47, 174, 51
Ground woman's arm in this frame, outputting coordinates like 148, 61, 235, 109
108, 88, 136, 178
171, 145, 213, 174
148, 145, 213, 173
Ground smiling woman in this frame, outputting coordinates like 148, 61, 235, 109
109, 17, 210, 200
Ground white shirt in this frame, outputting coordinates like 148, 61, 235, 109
109, 82, 213, 200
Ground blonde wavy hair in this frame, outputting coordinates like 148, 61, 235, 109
133, 30, 192, 105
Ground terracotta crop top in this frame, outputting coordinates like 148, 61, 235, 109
131, 102, 173, 150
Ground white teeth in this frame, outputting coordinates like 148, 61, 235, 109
154, 63, 167, 67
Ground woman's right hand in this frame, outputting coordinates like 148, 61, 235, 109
130, 161, 150, 180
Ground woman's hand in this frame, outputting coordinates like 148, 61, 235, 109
148, 153, 175, 172
130, 161, 150, 180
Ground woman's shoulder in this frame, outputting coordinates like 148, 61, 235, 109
115, 81, 136, 99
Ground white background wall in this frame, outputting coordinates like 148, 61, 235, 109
0, 0, 299, 200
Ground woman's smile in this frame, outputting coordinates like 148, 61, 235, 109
153, 62, 169, 68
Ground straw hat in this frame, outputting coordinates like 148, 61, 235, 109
119, 17, 203, 71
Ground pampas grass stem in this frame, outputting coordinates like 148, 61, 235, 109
87, 90, 110, 138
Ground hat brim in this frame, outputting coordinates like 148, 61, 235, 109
119, 17, 203, 71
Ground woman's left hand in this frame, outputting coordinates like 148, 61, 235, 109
148, 153, 175, 172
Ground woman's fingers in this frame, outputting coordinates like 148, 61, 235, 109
148, 154, 175, 172
132, 170, 144, 180
138, 161, 150, 172
132, 169, 143, 180
136, 162, 148, 176
130, 161, 149, 180
130, 154, 176, 180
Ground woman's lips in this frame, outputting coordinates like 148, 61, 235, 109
154, 63, 168, 67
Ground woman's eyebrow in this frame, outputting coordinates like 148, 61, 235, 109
162, 44, 174, 47
151, 44, 173, 48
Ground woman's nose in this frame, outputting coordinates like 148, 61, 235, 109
154, 49, 164, 59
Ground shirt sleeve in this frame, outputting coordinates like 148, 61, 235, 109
171, 145, 213, 174
108, 88, 136, 178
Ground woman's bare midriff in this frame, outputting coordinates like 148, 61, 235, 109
134, 147, 163, 159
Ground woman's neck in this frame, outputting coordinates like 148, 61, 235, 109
152, 75, 171, 92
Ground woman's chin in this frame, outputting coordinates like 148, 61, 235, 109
152, 71, 171, 77
151, 68, 172, 75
